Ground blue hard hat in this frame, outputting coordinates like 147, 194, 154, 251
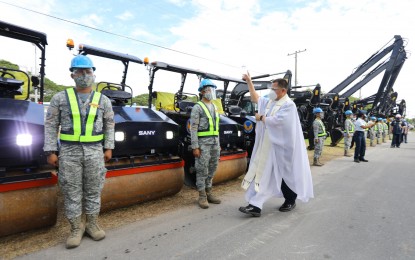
198, 78, 217, 92
383, 119, 387, 122
370, 116, 376, 120
70, 55, 96, 72
377, 117, 382, 121
345, 110, 353, 115
313, 107, 323, 114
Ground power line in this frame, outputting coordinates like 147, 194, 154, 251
0, 1, 240, 69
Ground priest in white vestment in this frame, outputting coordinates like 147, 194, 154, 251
239, 72, 314, 217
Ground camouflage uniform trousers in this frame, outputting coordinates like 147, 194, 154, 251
369, 129, 376, 146
377, 131, 383, 144
313, 137, 325, 159
382, 132, 387, 143
344, 135, 352, 153
58, 145, 107, 219
195, 143, 220, 191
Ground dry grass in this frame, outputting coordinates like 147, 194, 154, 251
0, 137, 379, 259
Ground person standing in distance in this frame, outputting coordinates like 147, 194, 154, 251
44, 55, 115, 249
391, 114, 403, 147
343, 110, 354, 157
312, 107, 327, 166
190, 78, 221, 209
238, 72, 313, 217
353, 110, 373, 163
369, 116, 377, 147
382, 118, 388, 142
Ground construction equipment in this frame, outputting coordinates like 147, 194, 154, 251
66, 41, 184, 212
0, 20, 57, 237
146, 61, 247, 187
321, 35, 407, 146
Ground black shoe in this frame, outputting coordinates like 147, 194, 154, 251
354, 159, 360, 163
279, 201, 296, 212
239, 204, 261, 217
397, 146, 400, 148
359, 158, 368, 162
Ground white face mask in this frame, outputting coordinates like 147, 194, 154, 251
268, 89, 277, 100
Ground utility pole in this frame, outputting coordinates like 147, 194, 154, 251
288, 49, 307, 86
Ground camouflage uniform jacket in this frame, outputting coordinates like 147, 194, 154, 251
44, 89, 115, 153
190, 101, 220, 149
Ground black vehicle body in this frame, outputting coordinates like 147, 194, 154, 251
0, 20, 48, 182
73, 44, 181, 165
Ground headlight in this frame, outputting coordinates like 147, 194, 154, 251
115, 131, 125, 142
16, 134, 32, 146
238, 130, 242, 137
166, 131, 174, 140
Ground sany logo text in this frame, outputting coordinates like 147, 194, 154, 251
138, 130, 156, 135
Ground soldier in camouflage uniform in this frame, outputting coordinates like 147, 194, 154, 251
343, 110, 354, 157
312, 107, 326, 166
190, 78, 221, 209
44, 55, 114, 249
376, 117, 384, 144
369, 116, 377, 147
382, 119, 388, 142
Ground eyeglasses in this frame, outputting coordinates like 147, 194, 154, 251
72, 68, 94, 75
271, 87, 284, 91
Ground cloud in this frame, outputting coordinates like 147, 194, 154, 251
77, 13, 103, 28
116, 11, 134, 21
0, 0, 413, 117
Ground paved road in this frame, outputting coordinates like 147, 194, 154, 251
20, 136, 415, 260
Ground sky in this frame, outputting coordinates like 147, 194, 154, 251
0, 0, 414, 117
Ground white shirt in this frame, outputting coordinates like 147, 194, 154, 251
354, 118, 367, 132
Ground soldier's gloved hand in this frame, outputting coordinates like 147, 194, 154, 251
47, 154, 59, 167
193, 148, 201, 158
104, 149, 112, 162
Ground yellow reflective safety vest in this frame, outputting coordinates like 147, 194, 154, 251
60, 88, 104, 143
344, 119, 355, 134
196, 101, 219, 137
317, 120, 327, 137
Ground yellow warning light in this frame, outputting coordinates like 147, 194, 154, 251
66, 38, 74, 49
144, 57, 149, 65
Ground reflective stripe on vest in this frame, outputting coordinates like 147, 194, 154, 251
197, 101, 219, 137
344, 119, 355, 133
317, 120, 327, 137
60, 88, 104, 143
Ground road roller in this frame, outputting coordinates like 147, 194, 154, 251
66, 41, 184, 212
145, 61, 247, 187
0, 20, 57, 237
